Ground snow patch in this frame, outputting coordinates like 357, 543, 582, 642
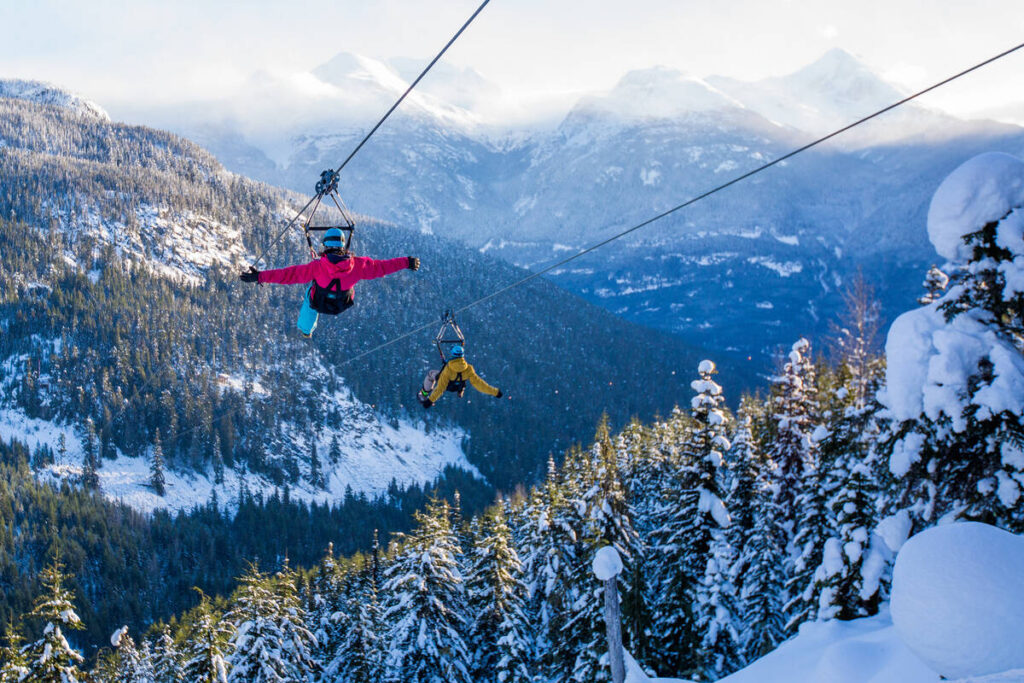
747, 256, 803, 277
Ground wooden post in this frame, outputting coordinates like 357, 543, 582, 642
603, 576, 626, 683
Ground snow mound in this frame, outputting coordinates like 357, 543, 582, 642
0, 78, 110, 121
891, 523, 1024, 680
717, 612, 939, 683
592, 546, 624, 581
927, 152, 1024, 262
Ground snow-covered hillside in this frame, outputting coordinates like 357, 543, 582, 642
0, 377, 474, 516
1, 194, 480, 513
0, 78, 110, 121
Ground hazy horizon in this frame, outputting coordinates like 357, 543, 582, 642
1, 0, 1022, 126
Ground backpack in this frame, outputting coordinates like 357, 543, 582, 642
309, 278, 354, 315
445, 365, 467, 395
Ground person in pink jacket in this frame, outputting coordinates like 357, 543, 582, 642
240, 228, 420, 337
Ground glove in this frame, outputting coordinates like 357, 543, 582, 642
495, 390, 503, 399
239, 267, 260, 283
407, 256, 420, 271
422, 398, 433, 408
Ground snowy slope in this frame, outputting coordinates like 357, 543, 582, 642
0, 379, 474, 516
48, 201, 252, 286
626, 613, 952, 683
716, 613, 939, 683
621, 614, 941, 683
0, 78, 110, 121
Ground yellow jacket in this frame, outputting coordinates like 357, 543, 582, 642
428, 357, 499, 403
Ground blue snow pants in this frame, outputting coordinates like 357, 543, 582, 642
298, 285, 319, 337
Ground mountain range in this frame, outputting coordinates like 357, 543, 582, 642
142, 48, 1024, 367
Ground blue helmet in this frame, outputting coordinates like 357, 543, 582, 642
322, 227, 345, 249
450, 344, 465, 358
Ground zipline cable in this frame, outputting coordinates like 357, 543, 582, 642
249, 0, 492, 269
333, 39, 1024, 367
160, 40, 1024, 450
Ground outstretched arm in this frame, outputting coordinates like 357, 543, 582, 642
353, 256, 414, 281
466, 364, 500, 397
257, 260, 319, 285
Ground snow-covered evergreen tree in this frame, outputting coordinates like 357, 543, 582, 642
81, 418, 101, 490
151, 625, 185, 683
19, 560, 86, 682
560, 416, 639, 683
736, 477, 787, 663
212, 432, 225, 486
0, 626, 27, 683
764, 339, 823, 631
814, 462, 887, 620
884, 153, 1024, 533
102, 627, 155, 683
466, 506, 532, 683
725, 402, 762, 552
380, 497, 472, 683
226, 560, 317, 683
785, 439, 830, 630
308, 543, 344, 668
326, 568, 384, 683
181, 595, 233, 683
651, 362, 733, 677
647, 405, 701, 676
618, 419, 661, 666
519, 457, 575, 683
328, 434, 341, 465
697, 531, 742, 679
151, 429, 167, 496
308, 435, 325, 489
767, 338, 819, 537
808, 290, 889, 623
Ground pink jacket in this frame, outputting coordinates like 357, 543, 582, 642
258, 255, 409, 290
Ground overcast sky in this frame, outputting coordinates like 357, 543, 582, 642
2, 0, 1023, 118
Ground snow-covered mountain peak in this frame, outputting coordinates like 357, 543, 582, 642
708, 48, 932, 141
312, 52, 407, 94
783, 47, 905, 110
571, 66, 745, 122
306, 51, 480, 130
0, 78, 110, 121
388, 56, 503, 112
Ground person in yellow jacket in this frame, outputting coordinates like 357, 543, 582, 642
419, 345, 502, 408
